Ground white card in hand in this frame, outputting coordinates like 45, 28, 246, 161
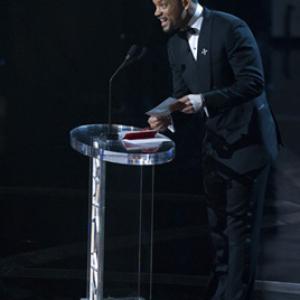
145, 97, 177, 117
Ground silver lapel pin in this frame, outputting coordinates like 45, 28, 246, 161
201, 48, 208, 56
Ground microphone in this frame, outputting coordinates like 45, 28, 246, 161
127, 46, 147, 65
107, 45, 146, 137
124, 44, 139, 61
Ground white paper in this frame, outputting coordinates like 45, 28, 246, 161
146, 97, 177, 117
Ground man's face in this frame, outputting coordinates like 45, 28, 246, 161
152, 0, 187, 33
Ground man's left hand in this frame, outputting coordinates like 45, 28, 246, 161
177, 94, 204, 114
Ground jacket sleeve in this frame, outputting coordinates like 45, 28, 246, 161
203, 20, 265, 114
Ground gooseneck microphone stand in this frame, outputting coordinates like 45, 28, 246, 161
107, 45, 138, 138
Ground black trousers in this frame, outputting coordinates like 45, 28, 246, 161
202, 156, 271, 300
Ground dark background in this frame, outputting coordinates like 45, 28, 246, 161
0, 0, 300, 299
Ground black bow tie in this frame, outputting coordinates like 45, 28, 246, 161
182, 27, 198, 35
178, 27, 198, 38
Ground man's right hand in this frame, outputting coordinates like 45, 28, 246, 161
148, 116, 171, 132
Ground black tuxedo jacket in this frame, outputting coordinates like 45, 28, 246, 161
168, 8, 280, 174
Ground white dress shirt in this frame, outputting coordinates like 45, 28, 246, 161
186, 4, 209, 116
187, 4, 203, 61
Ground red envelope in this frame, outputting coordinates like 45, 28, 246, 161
123, 130, 157, 140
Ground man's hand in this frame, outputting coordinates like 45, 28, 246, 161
177, 94, 204, 114
148, 116, 171, 132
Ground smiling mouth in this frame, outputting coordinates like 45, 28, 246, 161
160, 20, 168, 28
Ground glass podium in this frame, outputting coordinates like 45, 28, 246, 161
70, 124, 175, 300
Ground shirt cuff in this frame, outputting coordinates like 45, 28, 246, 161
188, 94, 209, 117
188, 94, 203, 112
167, 115, 175, 133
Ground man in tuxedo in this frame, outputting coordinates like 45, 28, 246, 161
148, 0, 280, 299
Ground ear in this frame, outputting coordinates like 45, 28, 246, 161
181, 0, 191, 10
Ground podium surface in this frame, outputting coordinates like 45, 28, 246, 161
70, 124, 175, 166
70, 124, 175, 300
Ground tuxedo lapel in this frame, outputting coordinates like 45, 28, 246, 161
172, 8, 214, 94
195, 8, 213, 93
176, 31, 197, 65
